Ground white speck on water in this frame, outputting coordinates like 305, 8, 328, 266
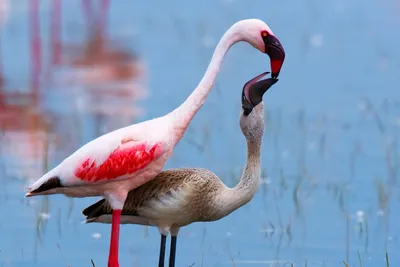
356, 210, 364, 222
39, 213, 50, 220
260, 178, 271, 185
377, 210, 384, 216
310, 34, 323, 47
260, 228, 275, 234
92, 233, 102, 239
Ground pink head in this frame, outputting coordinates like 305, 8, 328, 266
231, 19, 286, 79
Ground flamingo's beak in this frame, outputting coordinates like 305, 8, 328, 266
262, 34, 285, 79
242, 72, 279, 116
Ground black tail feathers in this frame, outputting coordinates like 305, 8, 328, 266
82, 199, 107, 219
29, 177, 63, 194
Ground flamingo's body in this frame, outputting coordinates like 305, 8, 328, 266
82, 74, 278, 267
26, 116, 177, 200
25, 19, 285, 267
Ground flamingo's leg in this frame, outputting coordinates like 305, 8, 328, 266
108, 209, 121, 267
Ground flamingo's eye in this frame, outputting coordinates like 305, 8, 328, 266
261, 31, 268, 37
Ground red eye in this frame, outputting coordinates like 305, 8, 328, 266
261, 31, 268, 37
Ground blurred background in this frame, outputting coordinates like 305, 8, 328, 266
0, 0, 399, 266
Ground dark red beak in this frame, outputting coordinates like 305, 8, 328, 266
262, 34, 285, 79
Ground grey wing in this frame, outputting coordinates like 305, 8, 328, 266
82, 168, 219, 224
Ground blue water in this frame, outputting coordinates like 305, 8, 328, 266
0, 0, 399, 266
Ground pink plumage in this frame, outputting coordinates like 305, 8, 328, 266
74, 141, 163, 182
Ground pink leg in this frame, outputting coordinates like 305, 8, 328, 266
108, 209, 121, 267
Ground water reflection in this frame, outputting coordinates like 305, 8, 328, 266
60, 28, 147, 136
0, 1, 148, 262
55, 8, 147, 137
0, 75, 51, 183
0, 0, 147, 189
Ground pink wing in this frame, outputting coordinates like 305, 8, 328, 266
74, 139, 164, 183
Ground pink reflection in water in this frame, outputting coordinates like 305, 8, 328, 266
0, 88, 53, 182
0, 0, 147, 182
58, 21, 147, 135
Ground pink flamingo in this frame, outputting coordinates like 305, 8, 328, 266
25, 19, 285, 267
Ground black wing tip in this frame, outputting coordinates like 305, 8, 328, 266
29, 176, 63, 195
82, 199, 107, 218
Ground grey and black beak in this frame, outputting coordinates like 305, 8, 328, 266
242, 72, 279, 116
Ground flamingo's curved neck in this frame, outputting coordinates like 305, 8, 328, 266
208, 131, 262, 219
168, 26, 242, 141
234, 139, 261, 195
222, 139, 262, 214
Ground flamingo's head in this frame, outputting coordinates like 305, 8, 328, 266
240, 71, 278, 140
234, 19, 285, 79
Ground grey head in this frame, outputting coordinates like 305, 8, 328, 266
240, 72, 278, 141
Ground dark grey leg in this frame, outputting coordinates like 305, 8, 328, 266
158, 234, 167, 267
168, 236, 177, 267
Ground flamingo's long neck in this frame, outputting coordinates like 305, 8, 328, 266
168, 25, 242, 142
219, 139, 262, 215
216, 112, 263, 217
234, 139, 261, 196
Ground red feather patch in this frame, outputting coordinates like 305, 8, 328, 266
74, 141, 163, 182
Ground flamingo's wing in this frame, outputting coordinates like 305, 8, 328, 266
73, 138, 165, 183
